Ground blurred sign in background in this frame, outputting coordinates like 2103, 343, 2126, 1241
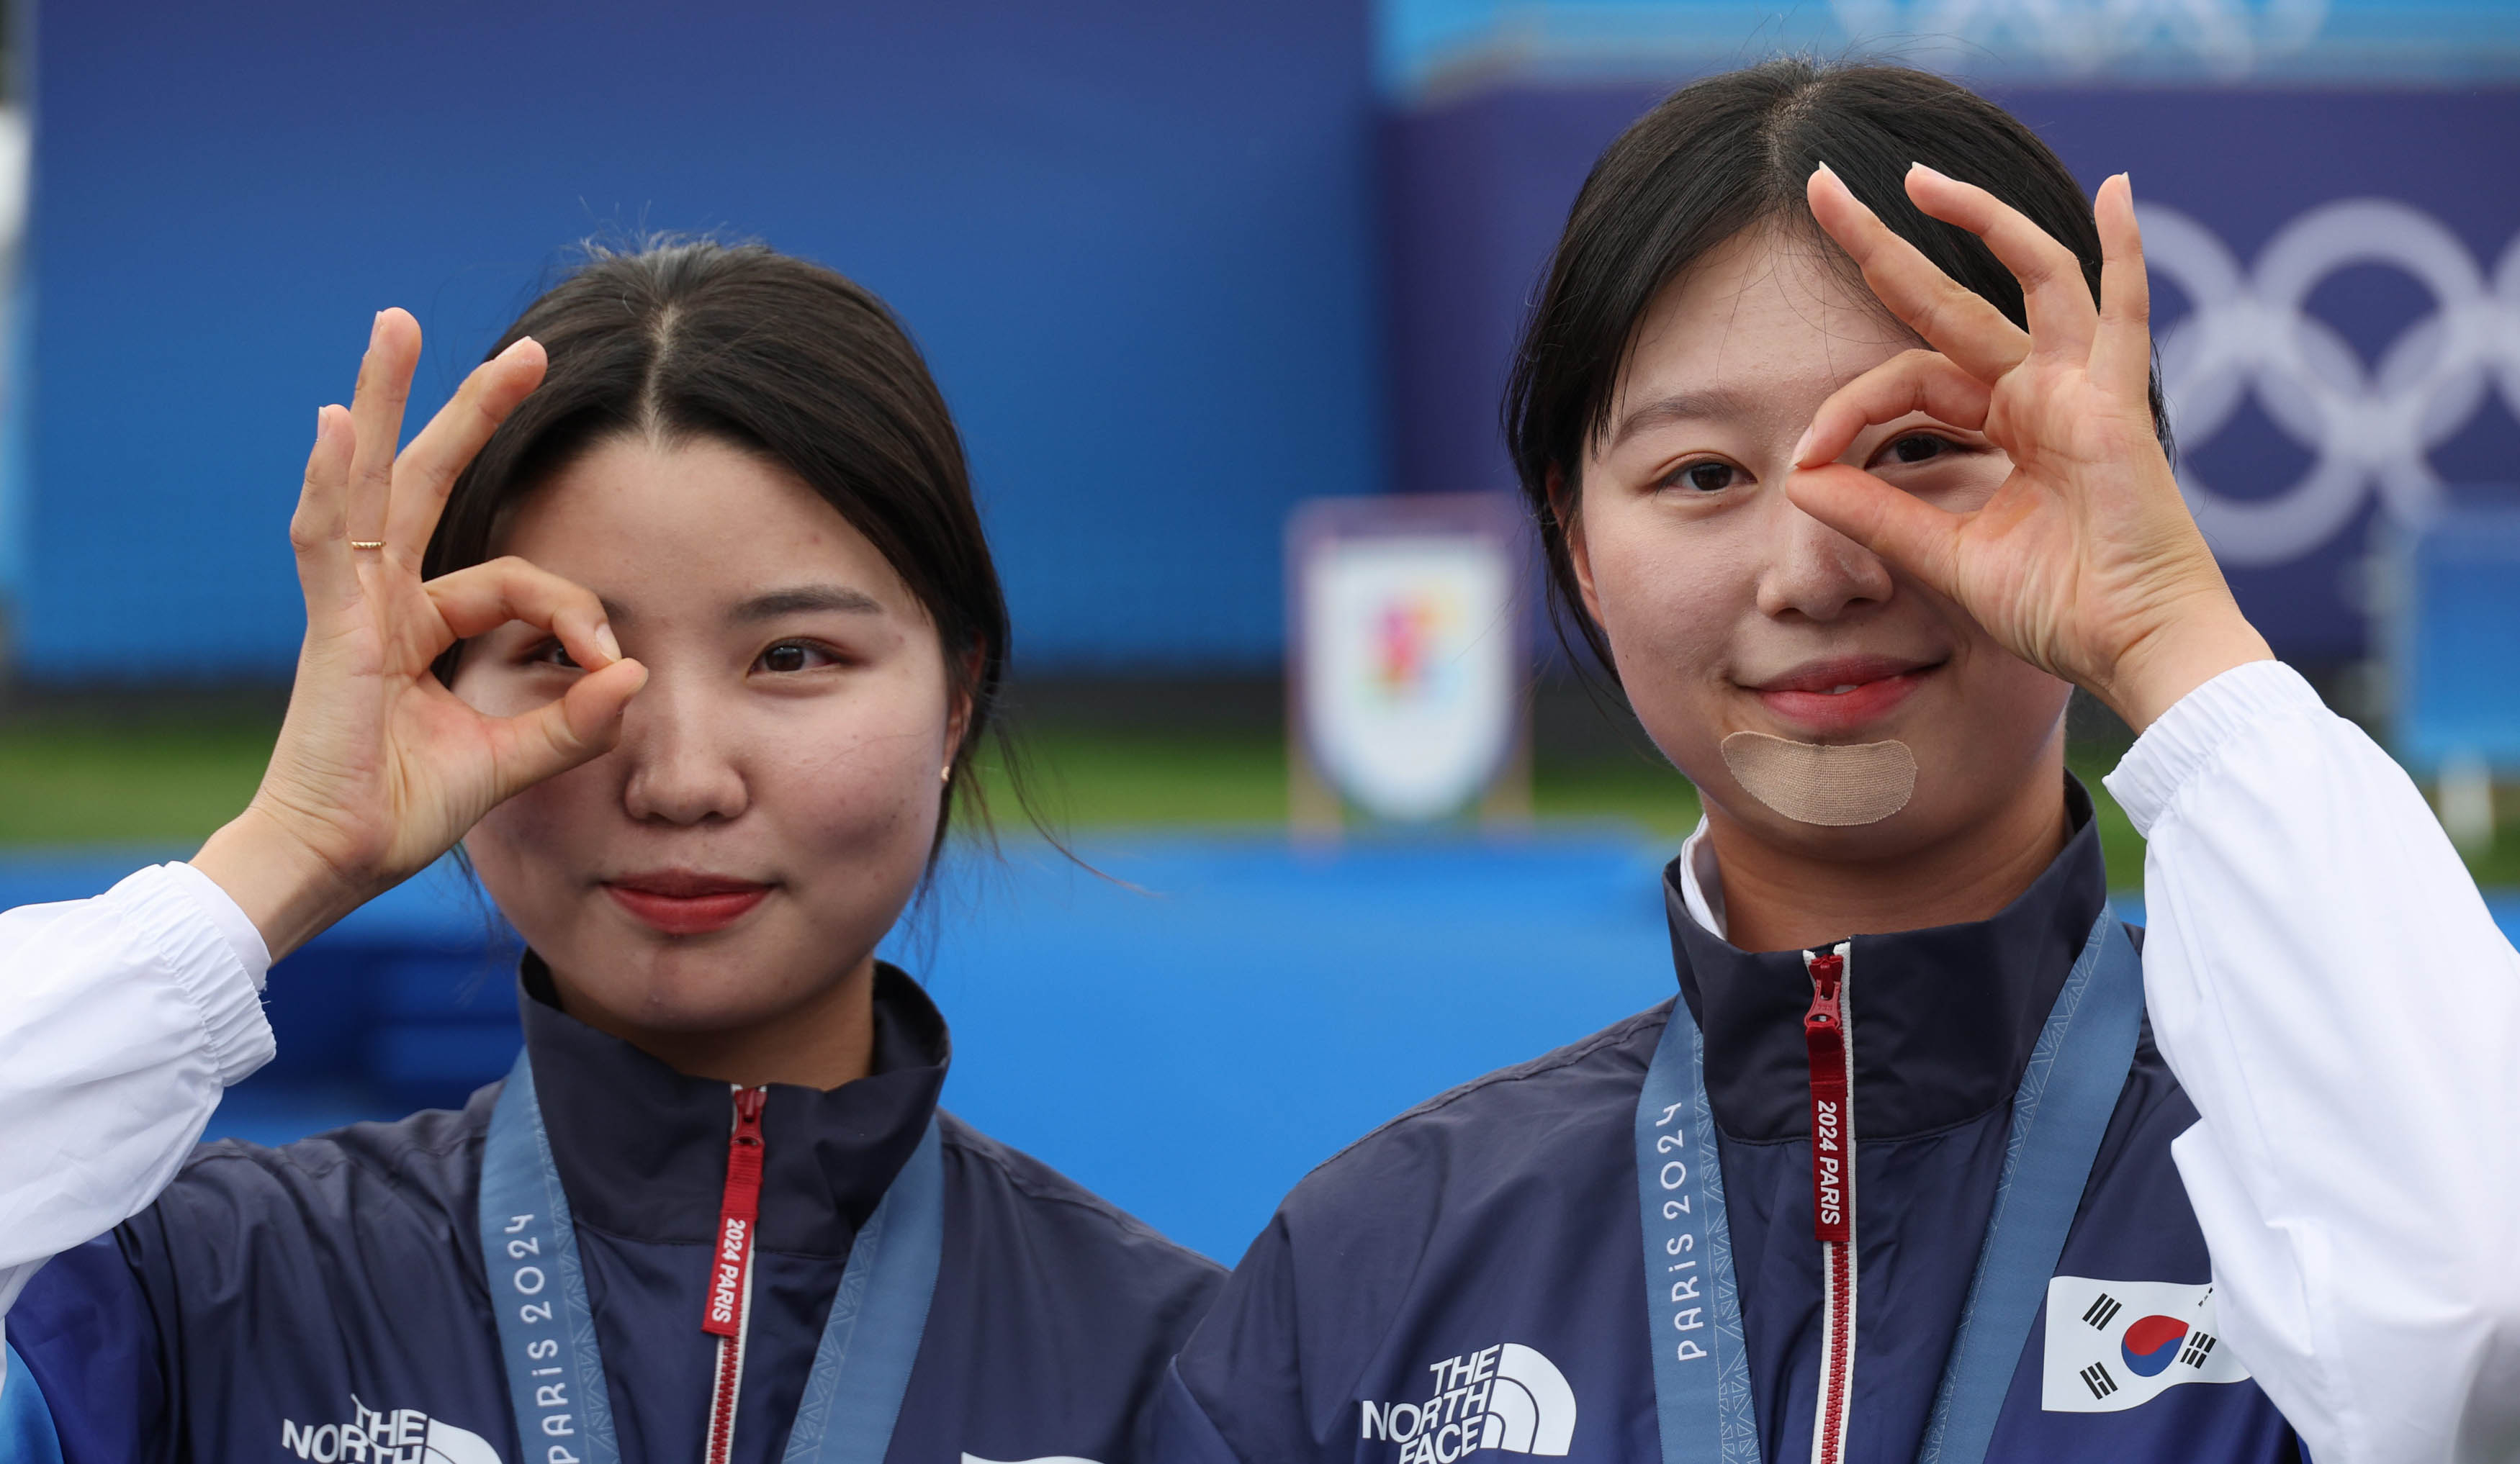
1289, 492, 1529, 831
2, 1, 2516, 1260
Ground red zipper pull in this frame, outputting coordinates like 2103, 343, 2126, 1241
703, 1087, 769, 1337
1804, 948, 1851, 1244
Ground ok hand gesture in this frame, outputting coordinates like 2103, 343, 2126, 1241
1786, 164, 2271, 732
192, 311, 646, 959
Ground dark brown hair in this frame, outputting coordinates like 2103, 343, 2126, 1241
426, 240, 1017, 872
1504, 58, 2169, 677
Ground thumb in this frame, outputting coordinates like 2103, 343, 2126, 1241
486, 658, 649, 803
1786, 464, 1968, 600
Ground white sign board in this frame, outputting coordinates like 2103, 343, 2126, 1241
1290, 497, 1522, 823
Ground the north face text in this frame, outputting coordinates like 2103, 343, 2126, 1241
1359, 1342, 1575, 1461
279, 1397, 502, 1464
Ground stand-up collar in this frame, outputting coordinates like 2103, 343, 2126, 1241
518, 959, 949, 1257
1663, 779, 2110, 1143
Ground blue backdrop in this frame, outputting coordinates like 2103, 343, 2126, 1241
17, 0, 1386, 679
1382, 84, 2520, 663
14, 5, 2519, 674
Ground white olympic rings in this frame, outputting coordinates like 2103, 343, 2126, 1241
2141, 199, 2520, 566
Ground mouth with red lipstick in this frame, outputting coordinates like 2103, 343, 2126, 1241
1745, 653, 1945, 735
602, 870, 775, 936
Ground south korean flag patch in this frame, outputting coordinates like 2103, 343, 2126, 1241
2042, 1276, 2251, 1411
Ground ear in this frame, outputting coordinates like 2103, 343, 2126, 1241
942, 639, 984, 769
1551, 466, 1609, 628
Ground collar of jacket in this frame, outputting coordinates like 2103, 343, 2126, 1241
1661, 777, 2110, 1144
516, 956, 950, 1257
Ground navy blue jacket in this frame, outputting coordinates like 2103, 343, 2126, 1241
10, 963, 1223, 1464
1160, 792, 2302, 1461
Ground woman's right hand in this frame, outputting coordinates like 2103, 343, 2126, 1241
191, 309, 647, 961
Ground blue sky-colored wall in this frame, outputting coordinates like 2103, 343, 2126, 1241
19, 1, 1385, 679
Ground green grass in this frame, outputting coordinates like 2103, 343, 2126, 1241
4, 715, 2513, 894
0, 720, 279, 848
974, 728, 1290, 831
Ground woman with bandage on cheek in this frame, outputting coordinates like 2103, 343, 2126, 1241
1161, 60, 2519, 1464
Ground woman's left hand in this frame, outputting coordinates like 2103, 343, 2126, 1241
1788, 163, 2271, 732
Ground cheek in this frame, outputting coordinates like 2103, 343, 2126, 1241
1580, 502, 1759, 784
770, 676, 952, 863
1942, 638, 2074, 752
1909, 455, 2014, 515
1581, 497, 1746, 684
464, 763, 606, 891
449, 659, 578, 723
1892, 602, 2072, 810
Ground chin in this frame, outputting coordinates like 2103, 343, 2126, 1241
556, 933, 829, 1037
1711, 793, 1938, 861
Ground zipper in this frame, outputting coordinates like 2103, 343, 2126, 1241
703, 1085, 770, 1464
1803, 942, 1857, 1464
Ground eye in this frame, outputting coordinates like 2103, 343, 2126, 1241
1887, 433, 1950, 465
1660, 458, 1743, 494
524, 638, 582, 671
754, 640, 841, 675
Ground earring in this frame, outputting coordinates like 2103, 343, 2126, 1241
940, 764, 953, 785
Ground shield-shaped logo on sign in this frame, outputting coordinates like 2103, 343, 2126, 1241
1290, 494, 1524, 823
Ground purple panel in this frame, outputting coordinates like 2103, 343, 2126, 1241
1382, 86, 1664, 500
1383, 82, 2520, 662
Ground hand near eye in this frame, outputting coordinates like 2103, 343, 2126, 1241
1786, 163, 2272, 732
190, 310, 647, 961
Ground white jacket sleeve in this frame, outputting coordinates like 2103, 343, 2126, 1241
0, 863, 274, 1319
2105, 660, 2520, 1464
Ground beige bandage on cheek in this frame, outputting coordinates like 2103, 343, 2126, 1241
1719, 731, 1917, 827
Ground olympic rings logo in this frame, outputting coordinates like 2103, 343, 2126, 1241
2141, 199, 2520, 566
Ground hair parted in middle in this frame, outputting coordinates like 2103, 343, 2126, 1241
423, 238, 1022, 875
1503, 58, 2172, 678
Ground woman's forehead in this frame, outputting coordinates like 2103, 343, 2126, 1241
497, 436, 912, 615
1614, 227, 1913, 419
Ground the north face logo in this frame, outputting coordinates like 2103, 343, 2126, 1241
279, 1398, 503, 1464
1359, 1343, 1575, 1461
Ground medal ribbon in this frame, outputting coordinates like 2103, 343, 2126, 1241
1637, 911, 2143, 1461
482, 1052, 943, 1464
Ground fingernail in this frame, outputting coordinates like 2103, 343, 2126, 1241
1910, 161, 1949, 183
1791, 426, 1816, 466
1811, 160, 1837, 182
595, 622, 621, 662
370, 309, 386, 344
495, 335, 537, 362
315, 407, 329, 442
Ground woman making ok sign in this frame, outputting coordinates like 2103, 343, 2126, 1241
1161, 60, 2517, 1464
1, 243, 1220, 1464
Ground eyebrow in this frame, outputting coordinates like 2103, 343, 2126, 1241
589, 584, 888, 628
1606, 387, 1765, 451
732, 585, 887, 622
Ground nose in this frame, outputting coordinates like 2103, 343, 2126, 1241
1753, 487, 1895, 624
616, 670, 750, 826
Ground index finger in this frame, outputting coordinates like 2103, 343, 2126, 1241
1902, 163, 2101, 361
382, 336, 548, 573
346, 309, 421, 548
1807, 163, 2028, 384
